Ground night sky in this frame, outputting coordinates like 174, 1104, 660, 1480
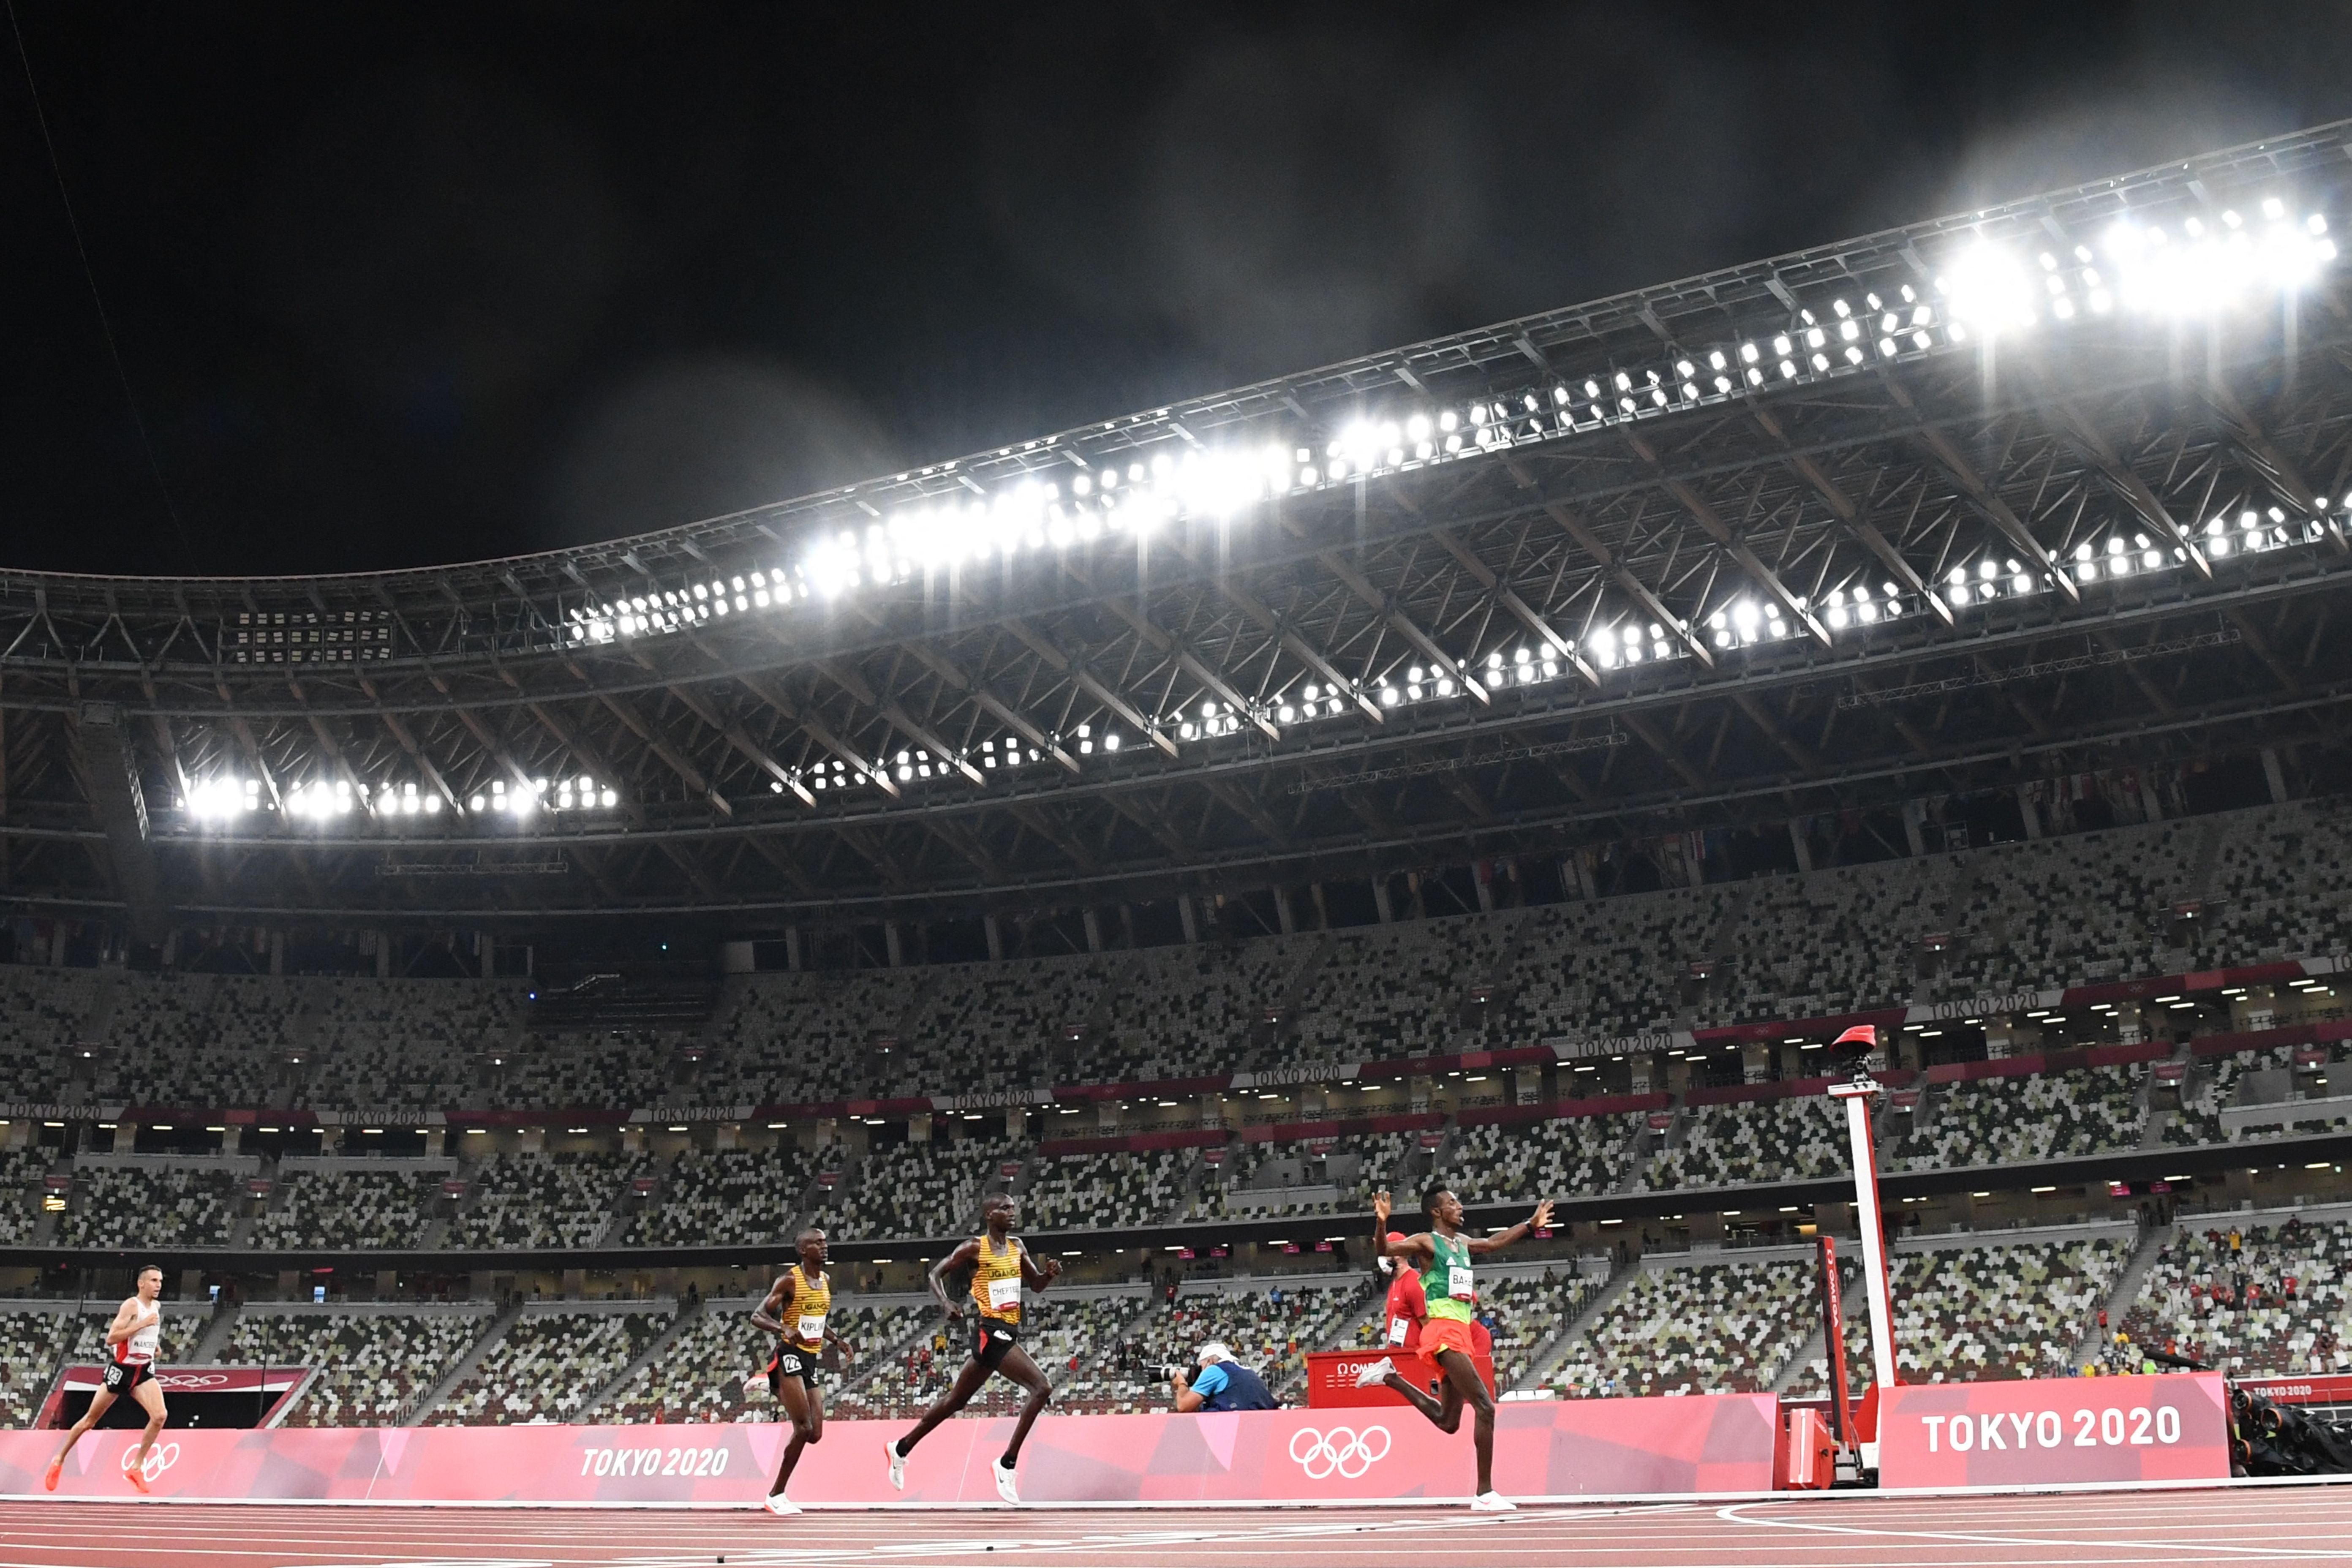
3, 2, 2350, 579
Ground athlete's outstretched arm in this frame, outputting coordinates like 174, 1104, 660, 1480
927, 1239, 981, 1320
1467, 1199, 1554, 1256
749, 1272, 797, 1339
1016, 1239, 1062, 1293
1371, 1192, 1435, 1263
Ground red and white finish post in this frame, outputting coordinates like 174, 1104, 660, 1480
1826, 1024, 1897, 1470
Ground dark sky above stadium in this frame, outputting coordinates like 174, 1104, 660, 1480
3, 2, 2351, 578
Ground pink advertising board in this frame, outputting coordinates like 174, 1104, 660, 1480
1876, 1373, 2231, 1489
0, 1394, 1778, 1506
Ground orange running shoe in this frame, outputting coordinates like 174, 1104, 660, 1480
127, 1462, 150, 1494
42, 1457, 60, 1492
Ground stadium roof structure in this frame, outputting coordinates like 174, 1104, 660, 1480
7, 121, 2352, 935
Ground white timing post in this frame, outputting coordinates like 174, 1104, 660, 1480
1826, 1023, 1896, 1471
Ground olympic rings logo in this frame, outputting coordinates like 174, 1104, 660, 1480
1288, 1424, 1391, 1480
121, 1441, 180, 1482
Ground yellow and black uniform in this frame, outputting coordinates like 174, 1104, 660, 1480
968, 1234, 1025, 1371
767, 1266, 832, 1387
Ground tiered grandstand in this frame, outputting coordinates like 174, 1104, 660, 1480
428, 1307, 672, 1426
1549, 1256, 1818, 1397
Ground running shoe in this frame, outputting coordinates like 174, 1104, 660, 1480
884, 1436, 907, 1492
1353, 1357, 1396, 1389
127, 1463, 150, 1495
42, 1457, 60, 1492
993, 1456, 1021, 1505
1470, 1491, 1515, 1512
763, 1491, 801, 1516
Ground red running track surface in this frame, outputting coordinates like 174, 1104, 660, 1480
2, 1486, 2350, 1568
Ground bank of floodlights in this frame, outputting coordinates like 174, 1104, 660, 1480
182, 776, 260, 820
547, 187, 2335, 754
180, 772, 618, 828
464, 776, 618, 817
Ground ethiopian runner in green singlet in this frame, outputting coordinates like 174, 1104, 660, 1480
1366, 1186, 1554, 1511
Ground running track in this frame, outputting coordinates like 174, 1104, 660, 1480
3, 1487, 2349, 1567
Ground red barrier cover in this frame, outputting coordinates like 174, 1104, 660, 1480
0, 1397, 1778, 1505
1302, 1350, 1495, 1407
1876, 1373, 2230, 1489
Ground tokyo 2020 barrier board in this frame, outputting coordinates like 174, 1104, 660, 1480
1876, 1373, 2231, 1489
0, 1394, 1777, 1506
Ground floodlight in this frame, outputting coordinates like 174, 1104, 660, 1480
1943, 242, 2036, 334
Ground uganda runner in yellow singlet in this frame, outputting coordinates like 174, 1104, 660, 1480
748, 1227, 858, 1515
884, 1190, 1062, 1504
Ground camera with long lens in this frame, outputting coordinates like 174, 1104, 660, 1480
2230, 1384, 2352, 1477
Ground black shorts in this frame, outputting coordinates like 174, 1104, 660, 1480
766, 1348, 819, 1390
972, 1318, 1018, 1372
102, 1361, 154, 1395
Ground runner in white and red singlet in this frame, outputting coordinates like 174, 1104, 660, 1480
46, 1264, 169, 1494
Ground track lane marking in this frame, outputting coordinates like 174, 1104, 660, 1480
1716, 1501, 2352, 1558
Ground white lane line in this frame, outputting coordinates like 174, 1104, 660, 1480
1715, 1501, 2352, 1559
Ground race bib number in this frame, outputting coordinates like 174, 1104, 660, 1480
1449, 1265, 1474, 1301
796, 1315, 826, 1343
1387, 1316, 1410, 1346
987, 1277, 1023, 1311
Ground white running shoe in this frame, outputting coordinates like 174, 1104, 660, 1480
885, 1437, 907, 1492
993, 1456, 1021, 1505
764, 1491, 801, 1516
1353, 1357, 1396, 1389
1470, 1491, 1516, 1512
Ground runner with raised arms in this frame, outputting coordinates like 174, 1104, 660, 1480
1356, 1187, 1553, 1511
